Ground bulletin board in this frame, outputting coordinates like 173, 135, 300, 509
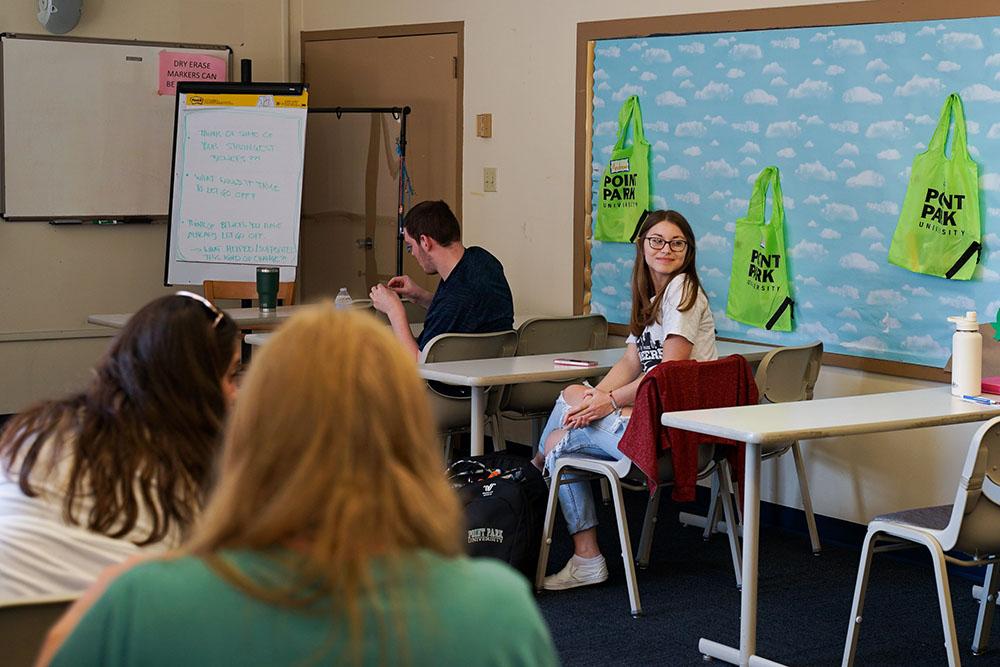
576, 1, 1000, 378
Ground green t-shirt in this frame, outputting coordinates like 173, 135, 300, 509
51, 549, 559, 666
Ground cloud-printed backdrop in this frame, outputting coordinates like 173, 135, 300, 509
590, 17, 1000, 367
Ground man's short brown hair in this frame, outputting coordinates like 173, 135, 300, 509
403, 200, 461, 246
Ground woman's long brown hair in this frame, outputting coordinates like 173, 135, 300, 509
629, 209, 704, 337
0, 294, 239, 545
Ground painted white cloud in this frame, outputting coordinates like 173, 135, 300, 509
679, 80, 694, 89
644, 120, 670, 133
639, 71, 658, 81
593, 69, 610, 80
875, 31, 905, 45
641, 47, 672, 64
657, 166, 690, 180
705, 115, 727, 125
673, 65, 693, 77
867, 289, 907, 306
653, 140, 670, 152
803, 195, 828, 205
841, 252, 879, 272
708, 190, 730, 200
694, 81, 733, 100
939, 32, 984, 50
740, 157, 757, 167
627, 42, 645, 52
840, 323, 858, 334
878, 149, 903, 161
744, 88, 778, 105
727, 68, 746, 79
594, 121, 617, 136
698, 232, 730, 251
874, 74, 893, 85
829, 121, 860, 133
811, 31, 835, 43
683, 146, 702, 157
844, 87, 883, 104
732, 121, 760, 133
763, 62, 786, 75
894, 75, 946, 97
787, 78, 833, 99
976, 266, 1000, 282
796, 275, 822, 286
865, 121, 906, 139
675, 191, 701, 205
916, 26, 939, 37
829, 38, 866, 56
828, 285, 860, 299
776, 147, 796, 158
593, 97, 605, 108
790, 239, 828, 259
675, 121, 707, 137
987, 54, 1000, 67
712, 309, 742, 332
739, 141, 761, 154
900, 335, 947, 357
701, 159, 739, 178
938, 60, 961, 73
795, 161, 837, 181
838, 307, 862, 319
838, 159, 856, 169
962, 83, 1000, 102
652, 194, 667, 208
822, 203, 859, 221
820, 228, 841, 239
842, 337, 888, 353
611, 83, 646, 102
860, 226, 885, 240
907, 113, 935, 125
826, 65, 846, 76
980, 173, 1000, 192
867, 201, 900, 215
653, 156, 666, 165
766, 121, 801, 138
846, 170, 886, 188
596, 45, 621, 58
656, 91, 687, 107
939, 294, 977, 310
771, 37, 800, 49
678, 42, 706, 54
835, 142, 860, 156
730, 44, 763, 60
869, 242, 887, 252
771, 77, 789, 87
601, 285, 617, 296
799, 115, 824, 126
799, 322, 839, 343
865, 58, 890, 72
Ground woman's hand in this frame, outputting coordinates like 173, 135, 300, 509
562, 387, 617, 429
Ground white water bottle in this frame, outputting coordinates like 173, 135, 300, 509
947, 311, 982, 397
334, 287, 353, 309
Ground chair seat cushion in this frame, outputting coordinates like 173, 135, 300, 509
874, 504, 952, 531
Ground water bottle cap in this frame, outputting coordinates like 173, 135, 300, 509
947, 312, 979, 330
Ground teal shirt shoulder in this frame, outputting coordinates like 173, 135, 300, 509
51, 549, 558, 667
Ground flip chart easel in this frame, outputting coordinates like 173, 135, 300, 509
164, 81, 308, 286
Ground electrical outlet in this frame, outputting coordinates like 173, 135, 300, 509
483, 167, 497, 192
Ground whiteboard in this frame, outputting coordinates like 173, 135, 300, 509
164, 82, 308, 285
0, 34, 231, 220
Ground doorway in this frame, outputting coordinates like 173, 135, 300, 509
299, 23, 463, 301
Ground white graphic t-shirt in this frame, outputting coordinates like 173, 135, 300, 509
625, 274, 718, 373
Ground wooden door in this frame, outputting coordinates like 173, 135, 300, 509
300, 25, 462, 301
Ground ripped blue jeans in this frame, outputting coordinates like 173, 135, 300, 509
537, 394, 629, 535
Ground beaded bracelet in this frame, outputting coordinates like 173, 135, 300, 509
608, 390, 620, 411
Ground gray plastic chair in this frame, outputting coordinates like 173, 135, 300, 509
497, 314, 608, 447
843, 415, 1000, 666
418, 330, 518, 457
0, 596, 74, 667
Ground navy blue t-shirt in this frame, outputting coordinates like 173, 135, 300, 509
417, 246, 514, 349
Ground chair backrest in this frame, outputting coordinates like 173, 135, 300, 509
754, 341, 823, 404
0, 597, 74, 667
202, 280, 296, 306
514, 314, 608, 356
944, 416, 1000, 556
419, 330, 519, 405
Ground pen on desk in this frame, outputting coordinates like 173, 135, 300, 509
961, 395, 1000, 405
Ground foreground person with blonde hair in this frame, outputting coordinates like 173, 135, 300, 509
38, 305, 558, 667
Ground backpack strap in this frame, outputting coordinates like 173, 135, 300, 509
945, 241, 982, 279
765, 297, 794, 330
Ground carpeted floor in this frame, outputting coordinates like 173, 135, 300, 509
532, 481, 998, 666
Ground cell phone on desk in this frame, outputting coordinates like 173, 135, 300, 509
553, 358, 599, 367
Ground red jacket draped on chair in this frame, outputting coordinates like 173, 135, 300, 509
617, 354, 759, 502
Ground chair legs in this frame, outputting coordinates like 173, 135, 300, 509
791, 441, 821, 554
973, 563, 1000, 654
843, 529, 961, 667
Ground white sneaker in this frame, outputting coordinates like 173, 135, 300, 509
542, 555, 609, 590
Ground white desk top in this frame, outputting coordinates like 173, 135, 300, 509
417, 341, 769, 387
88, 305, 303, 329
661, 386, 1000, 445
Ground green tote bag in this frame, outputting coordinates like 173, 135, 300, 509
594, 95, 651, 243
726, 167, 795, 331
888, 93, 982, 280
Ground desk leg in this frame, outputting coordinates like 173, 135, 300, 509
470, 387, 485, 457
740, 441, 761, 666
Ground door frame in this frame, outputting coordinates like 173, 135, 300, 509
300, 21, 464, 225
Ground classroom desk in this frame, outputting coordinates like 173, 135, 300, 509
419, 341, 770, 457
88, 305, 304, 329
659, 386, 1000, 667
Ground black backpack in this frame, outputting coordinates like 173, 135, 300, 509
447, 453, 548, 578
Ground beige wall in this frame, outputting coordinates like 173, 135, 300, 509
1, 0, 974, 526
0, 0, 287, 413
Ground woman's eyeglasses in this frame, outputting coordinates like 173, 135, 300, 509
643, 237, 689, 252
176, 291, 224, 329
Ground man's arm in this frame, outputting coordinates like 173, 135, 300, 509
370, 283, 420, 359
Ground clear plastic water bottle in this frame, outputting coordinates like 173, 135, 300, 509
334, 287, 353, 309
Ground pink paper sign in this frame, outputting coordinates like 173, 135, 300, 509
158, 52, 227, 95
